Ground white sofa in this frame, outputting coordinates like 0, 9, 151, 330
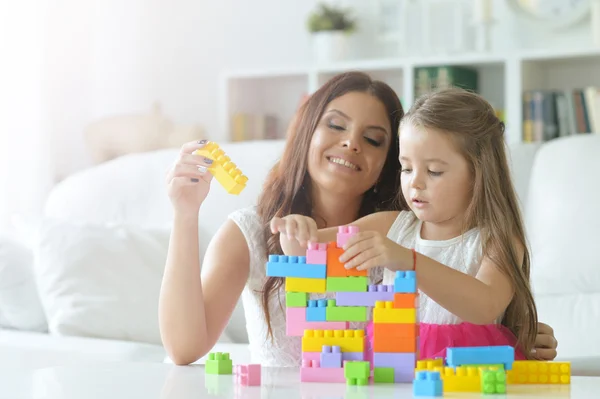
0, 136, 599, 375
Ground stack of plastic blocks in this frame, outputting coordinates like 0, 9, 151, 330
371, 270, 418, 383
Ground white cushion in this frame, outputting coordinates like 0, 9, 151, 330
526, 134, 600, 359
0, 234, 47, 331
32, 219, 172, 345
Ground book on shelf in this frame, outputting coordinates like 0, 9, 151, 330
522, 87, 600, 143
414, 65, 478, 98
231, 113, 279, 142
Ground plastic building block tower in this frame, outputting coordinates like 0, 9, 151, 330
193, 142, 248, 195
266, 225, 420, 384
205, 352, 233, 375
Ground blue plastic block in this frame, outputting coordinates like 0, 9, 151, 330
413, 371, 442, 397
306, 299, 327, 321
266, 255, 326, 279
393, 271, 417, 293
446, 346, 515, 370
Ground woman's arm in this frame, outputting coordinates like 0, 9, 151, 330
159, 216, 250, 365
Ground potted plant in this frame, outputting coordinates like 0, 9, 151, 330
307, 3, 356, 63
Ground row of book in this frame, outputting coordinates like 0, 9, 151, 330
523, 87, 600, 143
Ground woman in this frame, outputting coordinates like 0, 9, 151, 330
158, 72, 558, 366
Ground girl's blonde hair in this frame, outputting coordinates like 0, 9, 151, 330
402, 87, 538, 355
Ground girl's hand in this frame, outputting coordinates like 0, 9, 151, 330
166, 140, 214, 216
532, 322, 558, 360
339, 231, 410, 271
270, 215, 318, 248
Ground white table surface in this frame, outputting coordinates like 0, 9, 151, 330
0, 362, 598, 399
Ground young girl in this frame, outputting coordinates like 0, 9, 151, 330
274, 87, 537, 360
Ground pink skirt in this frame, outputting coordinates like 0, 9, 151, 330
366, 321, 527, 361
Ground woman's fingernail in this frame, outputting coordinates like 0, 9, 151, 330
198, 165, 207, 173
530, 348, 537, 353
198, 139, 207, 144
190, 178, 199, 183
204, 158, 213, 165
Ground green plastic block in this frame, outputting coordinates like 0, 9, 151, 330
325, 299, 367, 322
326, 277, 368, 292
344, 361, 370, 385
286, 292, 308, 307
205, 352, 233, 375
373, 367, 394, 383
481, 369, 506, 394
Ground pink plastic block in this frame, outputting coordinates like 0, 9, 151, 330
306, 242, 327, 265
286, 307, 348, 336
300, 360, 346, 383
234, 364, 261, 386
337, 225, 359, 248
320, 345, 342, 368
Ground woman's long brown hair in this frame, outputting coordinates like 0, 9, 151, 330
256, 72, 406, 339
401, 87, 538, 356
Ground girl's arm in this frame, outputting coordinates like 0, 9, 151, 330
341, 234, 518, 325
276, 211, 400, 256
159, 215, 250, 365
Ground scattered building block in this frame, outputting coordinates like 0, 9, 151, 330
344, 361, 370, 385
194, 142, 248, 195
325, 299, 367, 322
285, 292, 308, 307
285, 277, 326, 293
302, 329, 366, 353
393, 271, 417, 293
335, 285, 394, 306
374, 367, 395, 383
393, 292, 418, 308
300, 360, 346, 383
234, 364, 261, 386
481, 369, 506, 394
326, 277, 368, 292
373, 352, 416, 382
205, 352, 233, 375
307, 242, 327, 264
306, 299, 327, 322
337, 225, 358, 248
266, 255, 325, 279
413, 371, 443, 397
320, 345, 343, 368
446, 346, 515, 370
326, 242, 346, 277
439, 366, 481, 392
415, 358, 444, 372
374, 323, 419, 340
373, 301, 417, 323
506, 361, 571, 384
286, 307, 348, 336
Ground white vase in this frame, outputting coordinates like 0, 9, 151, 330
311, 31, 350, 64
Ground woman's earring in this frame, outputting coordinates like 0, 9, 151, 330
373, 185, 379, 194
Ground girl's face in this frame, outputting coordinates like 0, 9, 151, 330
399, 123, 473, 228
307, 92, 392, 198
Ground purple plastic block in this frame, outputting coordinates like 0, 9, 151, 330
320, 345, 342, 368
342, 352, 365, 362
335, 285, 394, 306
337, 225, 358, 248
373, 353, 416, 383
306, 242, 327, 265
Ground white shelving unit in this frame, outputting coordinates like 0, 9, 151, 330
220, 47, 600, 144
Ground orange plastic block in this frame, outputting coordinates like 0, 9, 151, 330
302, 329, 365, 353
439, 366, 481, 392
194, 142, 248, 195
373, 323, 418, 340
326, 242, 346, 277
373, 301, 417, 323
373, 337, 417, 353
285, 277, 326, 293
506, 361, 571, 384
393, 293, 418, 308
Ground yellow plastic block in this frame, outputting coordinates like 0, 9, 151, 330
373, 301, 416, 323
439, 366, 481, 393
415, 358, 444, 372
285, 277, 326, 293
302, 329, 365, 353
506, 361, 571, 384
194, 142, 248, 195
